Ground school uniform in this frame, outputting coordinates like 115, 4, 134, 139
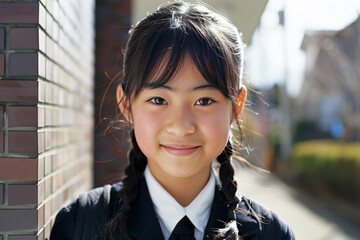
50, 167, 295, 240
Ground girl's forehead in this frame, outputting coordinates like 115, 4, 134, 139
163, 58, 209, 88
146, 52, 205, 86
164, 55, 201, 78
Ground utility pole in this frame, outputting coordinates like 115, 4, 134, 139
278, 7, 292, 160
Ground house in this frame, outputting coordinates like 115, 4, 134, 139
297, 16, 360, 141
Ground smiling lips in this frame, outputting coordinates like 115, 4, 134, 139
161, 144, 200, 156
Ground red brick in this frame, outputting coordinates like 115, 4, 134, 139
8, 235, 36, 240
0, 80, 38, 102
0, 53, 4, 75
44, 155, 52, 176
38, 106, 45, 127
0, 131, 3, 153
44, 130, 51, 151
0, 209, 37, 231
44, 177, 51, 199
0, 106, 3, 127
52, 1, 60, 23
38, 53, 46, 78
38, 131, 45, 154
44, 222, 51, 240
0, 3, 39, 24
8, 106, 38, 127
37, 204, 44, 230
10, 28, 38, 49
8, 184, 37, 205
0, 158, 38, 180
53, 20, 59, 42
0, 183, 3, 205
38, 156, 44, 179
45, 81, 52, 104
44, 199, 51, 222
37, 229, 44, 240
38, 181, 44, 204
52, 153, 59, 171
0, 28, 4, 49
38, 80, 45, 103
39, 2, 46, 30
51, 173, 59, 192
45, 54, 53, 80
9, 131, 38, 154
46, 13, 53, 40
9, 53, 38, 76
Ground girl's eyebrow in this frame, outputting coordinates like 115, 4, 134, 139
192, 84, 217, 91
145, 83, 217, 92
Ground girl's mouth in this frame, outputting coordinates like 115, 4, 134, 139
161, 144, 199, 156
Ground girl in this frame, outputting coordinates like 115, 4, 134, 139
50, 1, 295, 240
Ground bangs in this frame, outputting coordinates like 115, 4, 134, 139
123, 2, 242, 101
137, 23, 233, 99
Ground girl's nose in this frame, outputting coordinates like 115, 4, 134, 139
165, 106, 196, 137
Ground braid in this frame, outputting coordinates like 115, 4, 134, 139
97, 130, 147, 240
215, 140, 240, 240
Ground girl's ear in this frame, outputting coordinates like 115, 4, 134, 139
234, 85, 247, 120
116, 84, 132, 123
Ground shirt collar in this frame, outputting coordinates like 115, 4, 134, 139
144, 165, 216, 240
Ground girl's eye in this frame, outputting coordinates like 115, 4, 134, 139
149, 97, 167, 105
195, 98, 215, 106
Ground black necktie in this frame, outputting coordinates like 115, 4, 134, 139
169, 216, 196, 240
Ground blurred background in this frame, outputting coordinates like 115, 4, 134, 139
241, 0, 360, 238
94, 0, 360, 239
0, 0, 358, 239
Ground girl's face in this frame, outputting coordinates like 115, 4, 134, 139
118, 55, 245, 185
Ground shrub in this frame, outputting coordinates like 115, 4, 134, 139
292, 140, 360, 204
293, 120, 324, 143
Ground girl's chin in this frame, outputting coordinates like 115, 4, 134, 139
161, 167, 196, 178
159, 164, 210, 180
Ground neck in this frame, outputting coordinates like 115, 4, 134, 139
148, 164, 211, 207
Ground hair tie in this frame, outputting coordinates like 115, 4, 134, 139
170, 11, 182, 29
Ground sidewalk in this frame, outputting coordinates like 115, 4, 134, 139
235, 167, 360, 240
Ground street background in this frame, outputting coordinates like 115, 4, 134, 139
236, 167, 360, 240
95, 0, 360, 239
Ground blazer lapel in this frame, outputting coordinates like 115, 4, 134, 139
236, 197, 262, 238
203, 186, 229, 239
127, 178, 164, 240
203, 186, 262, 240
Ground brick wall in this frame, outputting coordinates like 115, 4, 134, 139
0, 1, 95, 239
94, 0, 132, 187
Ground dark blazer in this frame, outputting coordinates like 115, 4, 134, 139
50, 178, 295, 240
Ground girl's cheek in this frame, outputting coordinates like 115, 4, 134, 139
132, 110, 164, 148
199, 109, 232, 134
204, 106, 232, 125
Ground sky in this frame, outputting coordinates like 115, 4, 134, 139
246, 0, 360, 96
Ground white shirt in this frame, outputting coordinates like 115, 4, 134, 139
144, 165, 216, 240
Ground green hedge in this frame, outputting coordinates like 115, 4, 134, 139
292, 140, 360, 204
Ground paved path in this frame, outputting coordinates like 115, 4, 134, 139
235, 167, 360, 240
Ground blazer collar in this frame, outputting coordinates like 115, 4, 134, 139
203, 186, 262, 239
122, 179, 261, 240
127, 177, 165, 240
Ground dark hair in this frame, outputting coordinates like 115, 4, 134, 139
99, 1, 245, 239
